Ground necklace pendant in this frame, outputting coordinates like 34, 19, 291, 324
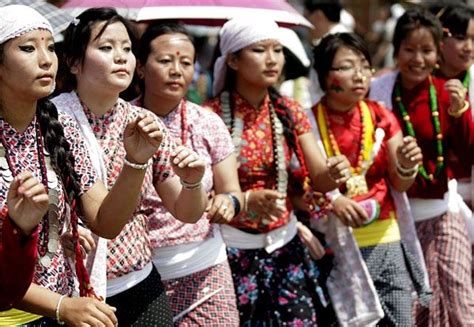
40, 254, 53, 267
346, 175, 369, 197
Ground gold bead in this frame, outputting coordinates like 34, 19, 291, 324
395, 96, 402, 102
437, 156, 444, 162
403, 115, 410, 122
432, 111, 439, 117
436, 133, 443, 140
429, 174, 434, 181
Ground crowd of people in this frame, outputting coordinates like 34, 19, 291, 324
1, 0, 474, 326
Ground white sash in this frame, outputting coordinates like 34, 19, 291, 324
221, 214, 298, 253
52, 91, 109, 299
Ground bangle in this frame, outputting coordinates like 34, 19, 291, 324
55, 295, 66, 325
180, 178, 202, 190
123, 157, 152, 170
448, 100, 469, 118
396, 162, 418, 179
224, 193, 241, 217
326, 189, 342, 203
243, 191, 251, 212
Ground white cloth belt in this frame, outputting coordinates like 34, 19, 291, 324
152, 227, 227, 281
410, 180, 474, 244
221, 214, 298, 253
106, 262, 153, 298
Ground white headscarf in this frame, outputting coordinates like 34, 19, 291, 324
0, 5, 53, 45
212, 17, 281, 96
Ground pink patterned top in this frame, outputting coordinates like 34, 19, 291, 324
0, 114, 98, 295
54, 93, 175, 279
144, 99, 234, 247
205, 92, 312, 233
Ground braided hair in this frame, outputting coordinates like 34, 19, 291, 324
36, 99, 94, 297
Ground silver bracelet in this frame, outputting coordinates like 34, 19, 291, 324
123, 157, 152, 170
180, 178, 202, 190
396, 162, 418, 179
55, 294, 66, 325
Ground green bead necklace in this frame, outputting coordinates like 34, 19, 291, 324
463, 70, 470, 89
394, 76, 445, 181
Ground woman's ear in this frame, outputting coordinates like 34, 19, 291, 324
226, 53, 238, 71
70, 59, 80, 75
136, 61, 145, 79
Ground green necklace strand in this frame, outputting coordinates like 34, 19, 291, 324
394, 76, 445, 181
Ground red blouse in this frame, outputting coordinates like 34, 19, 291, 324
0, 216, 38, 310
434, 71, 473, 179
393, 76, 474, 199
206, 92, 312, 233
312, 100, 401, 219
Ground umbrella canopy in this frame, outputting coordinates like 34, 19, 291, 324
62, 0, 311, 28
0, 0, 73, 40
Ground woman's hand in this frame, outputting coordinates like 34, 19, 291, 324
123, 113, 163, 165
207, 193, 234, 224
332, 195, 368, 228
327, 155, 351, 185
296, 222, 325, 260
445, 78, 468, 115
171, 146, 205, 185
7, 171, 49, 235
60, 296, 117, 327
396, 136, 422, 169
60, 227, 96, 259
247, 189, 285, 223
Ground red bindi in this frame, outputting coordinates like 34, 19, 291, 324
41, 37, 44, 40
176, 51, 180, 55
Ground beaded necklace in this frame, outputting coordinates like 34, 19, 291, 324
463, 71, 470, 89
316, 101, 383, 197
394, 76, 444, 181
179, 100, 188, 145
0, 117, 62, 268
220, 91, 287, 222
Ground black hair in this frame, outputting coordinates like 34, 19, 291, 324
312, 32, 371, 92
59, 7, 137, 93
392, 8, 442, 57
137, 21, 194, 65
303, 0, 342, 23
0, 35, 89, 294
436, 4, 474, 37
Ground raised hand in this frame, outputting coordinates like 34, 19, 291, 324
207, 193, 234, 224
445, 78, 468, 116
60, 227, 96, 259
327, 155, 351, 184
171, 146, 205, 185
7, 171, 49, 235
331, 195, 368, 228
123, 113, 163, 165
396, 136, 422, 169
247, 189, 286, 223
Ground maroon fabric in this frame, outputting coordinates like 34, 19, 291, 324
0, 216, 38, 310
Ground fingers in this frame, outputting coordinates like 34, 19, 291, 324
92, 301, 118, 327
207, 194, 234, 224
263, 190, 285, 201
136, 114, 163, 147
327, 155, 351, 183
171, 146, 202, 169
297, 222, 325, 260
398, 136, 423, 167
352, 202, 369, 226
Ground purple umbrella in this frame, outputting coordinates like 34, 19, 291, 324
62, 0, 311, 27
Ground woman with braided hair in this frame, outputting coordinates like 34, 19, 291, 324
205, 17, 347, 325
53, 7, 208, 326
0, 5, 165, 326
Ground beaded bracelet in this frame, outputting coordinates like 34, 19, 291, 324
55, 295, 66, 325
123, 157, 152, 170
224, 193, 241, 217
180, 178, 202, 190
448, 100, 469, 118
